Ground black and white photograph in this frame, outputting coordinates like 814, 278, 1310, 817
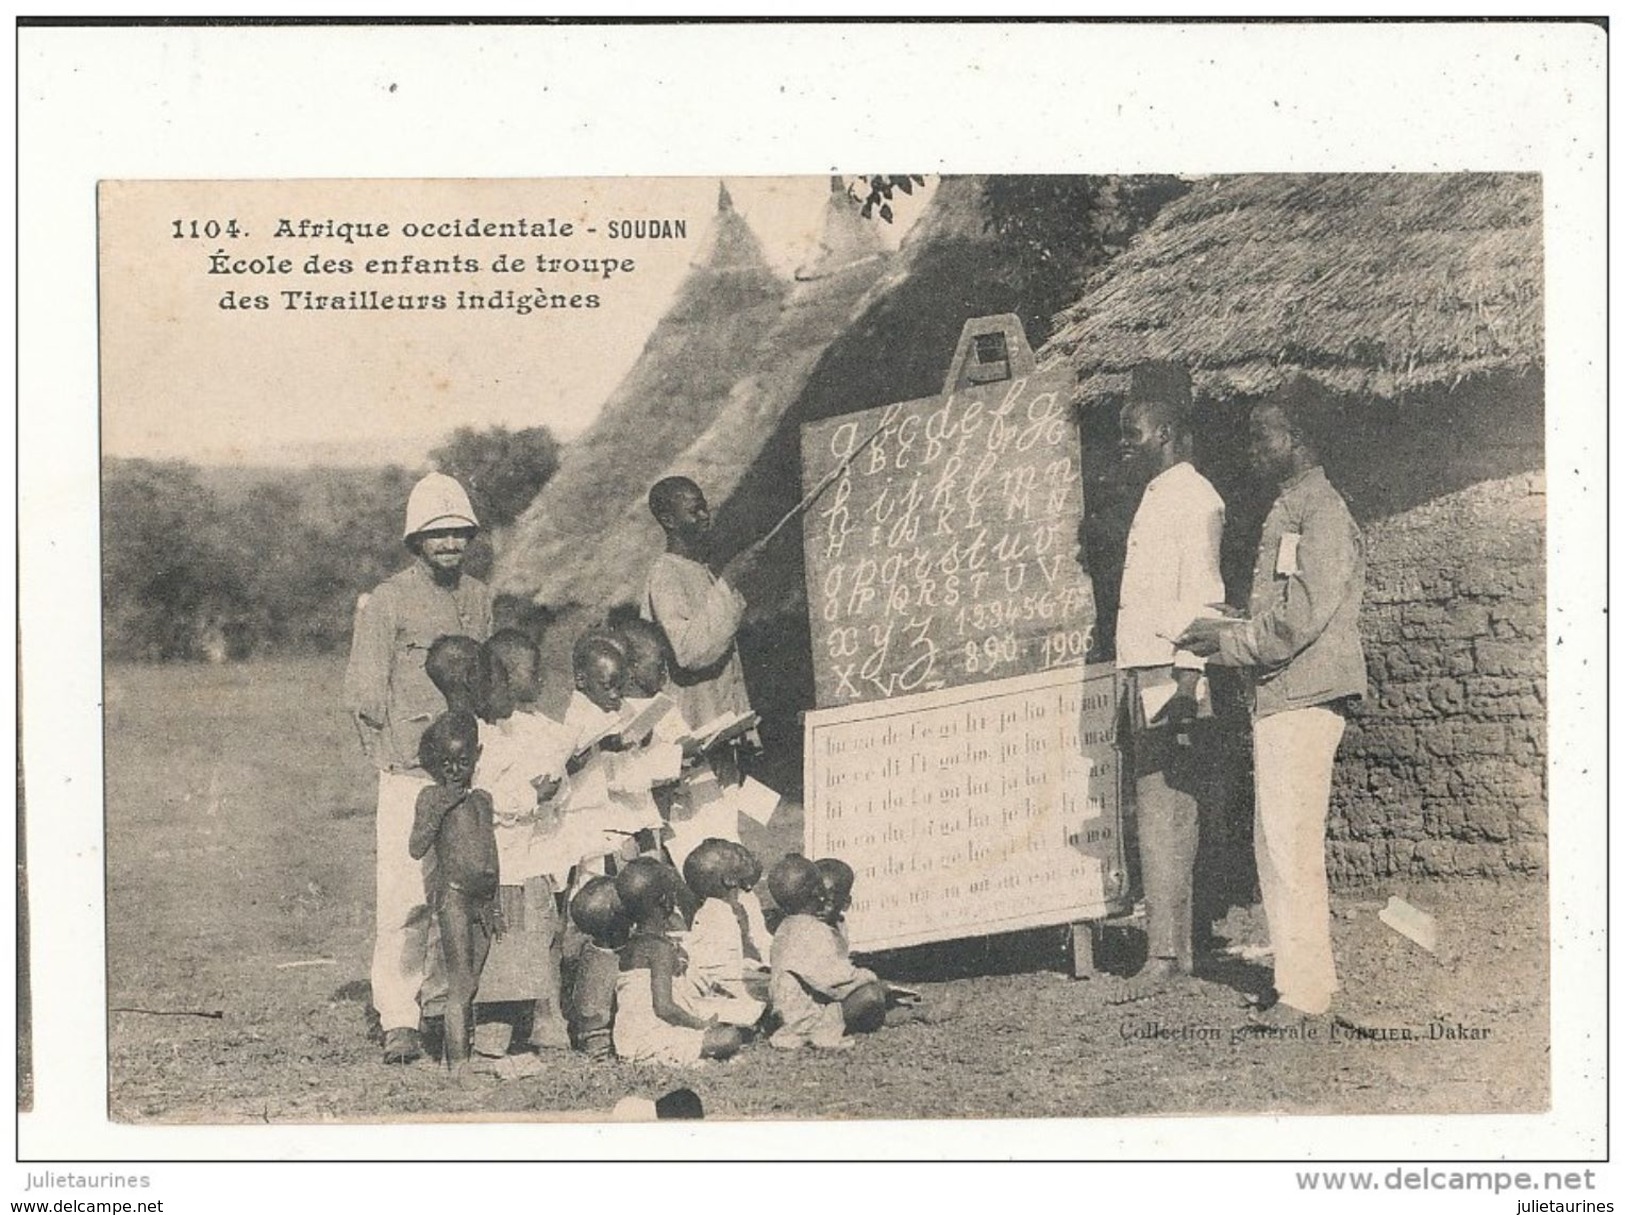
15, 17, 1606, 1183
94, 166, 1550, 1123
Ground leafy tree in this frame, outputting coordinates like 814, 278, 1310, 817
429, 425, 561, 531
101, 459, 248, 660
846, 175, 926, 223
979, 175, 1190, 307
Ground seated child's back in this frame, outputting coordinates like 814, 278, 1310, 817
767, 855, 883, 1052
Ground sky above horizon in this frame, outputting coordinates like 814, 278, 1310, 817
101, 176, 932, 468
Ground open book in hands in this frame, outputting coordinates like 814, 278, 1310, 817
675, 709, 760, 757
570, 694, 682, 762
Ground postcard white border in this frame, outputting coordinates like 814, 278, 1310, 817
13, 17, 1608, 1180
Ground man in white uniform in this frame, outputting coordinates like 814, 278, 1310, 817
1114, 362, 1226, 995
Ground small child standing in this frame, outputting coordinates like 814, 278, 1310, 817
766, 855, 888, 1052
679, 839, 767, 1026
608, 616, 685, 851
475, 629, 577, 1051
560, 631, 637, 873
565, 875, 630, 1063
613, 858, 744, 1066
408, 710, 499, 1074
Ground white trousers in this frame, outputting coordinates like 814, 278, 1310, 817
371, 770, 444, 1031
1252, 706, 1345, 1015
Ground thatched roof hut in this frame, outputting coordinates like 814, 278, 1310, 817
496, 178, 892, 611
1043, 173, 1542, 404
707, 174, 1059, 619
495, 183, 789, 606
1042, 172, 1547, 883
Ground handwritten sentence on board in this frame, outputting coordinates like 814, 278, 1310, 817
806, 378, 1096, 701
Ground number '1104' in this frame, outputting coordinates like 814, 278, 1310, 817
172, 219, 242, 238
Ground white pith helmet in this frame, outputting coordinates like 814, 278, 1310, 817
403, 472, 480, 540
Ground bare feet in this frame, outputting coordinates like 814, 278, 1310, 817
1107, 958, 1190, 1005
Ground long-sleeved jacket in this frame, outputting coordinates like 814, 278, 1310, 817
342, 562, 493, 772
1213, 466, 1367, 718
643, 552, 753, 727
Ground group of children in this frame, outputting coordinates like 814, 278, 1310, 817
407, 614, 922, 1075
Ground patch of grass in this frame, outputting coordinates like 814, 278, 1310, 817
104, 658, 1548, 1123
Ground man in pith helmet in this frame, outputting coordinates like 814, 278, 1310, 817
344, 472, 493, 1064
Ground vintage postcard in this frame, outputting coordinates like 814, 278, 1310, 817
93, 168, 1552, 1120
17, 20, 1606, 1173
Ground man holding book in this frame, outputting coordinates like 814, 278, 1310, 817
1113, 362, 1227, 998
1176, 376, 1366, 1027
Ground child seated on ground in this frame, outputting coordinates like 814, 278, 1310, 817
815, 857, 855, 952
766, 855, 891, 1052
566, 875, 631, 1062
613, 857, 744, 1066
408, 710, 499, 1074
475, 629, 577, 1051
679, 839, 767, 1026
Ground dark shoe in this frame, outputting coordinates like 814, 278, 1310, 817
1246, 999, 1330, 1032
381, 1027, 424, 1064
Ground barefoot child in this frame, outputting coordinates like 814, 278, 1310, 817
613, 858, 744, 1065
475, 629, 576, 1051
766, 855, 889, 1051
679, 839, 767, 1025
408, 710, 499, 1073
565, 875, 630, 1062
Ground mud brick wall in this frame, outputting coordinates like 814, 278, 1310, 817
1330, 469, 1547, 882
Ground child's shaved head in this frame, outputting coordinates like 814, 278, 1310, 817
425, 635, 487, 713
486, 628, 541, 705
682, 838, 738, 902
615, 616, 668, 698
418, 709, 480, 785
572, 629, 627, 714
615, 856, 676, 923
768, 854, 826, 917
815, 857, 856, 922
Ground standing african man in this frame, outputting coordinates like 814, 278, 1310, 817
1113, 361, 1226, 995
1178, 376, 1366, 1026
642, 476, 763, 730
344, 472, 493, 1063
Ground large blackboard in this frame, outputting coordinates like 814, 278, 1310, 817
800, 320, 1097, 708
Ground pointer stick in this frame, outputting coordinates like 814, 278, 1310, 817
753, 408, 899, 551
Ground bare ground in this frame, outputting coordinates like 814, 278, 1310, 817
104, 659, 1548, 1124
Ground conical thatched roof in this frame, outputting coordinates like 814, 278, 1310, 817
705, 175, 1051, 617
495, 181, 893, 608
496, 184, 787, 604
1043, 173, 1543, 404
